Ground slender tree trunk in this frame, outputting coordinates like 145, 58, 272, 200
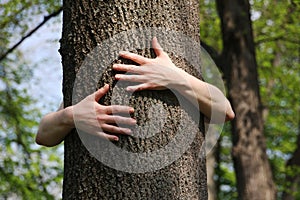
216, 0, 276, 199
206, 126, 218, 200
60, 0, 207, 199
206, 146, 217, 200
282, 109, 300, 200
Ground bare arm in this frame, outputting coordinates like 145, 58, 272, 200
36, 104, 73, 147
36, 84, 136, 147
113, 37, 234, 123
174, 73, 235, 123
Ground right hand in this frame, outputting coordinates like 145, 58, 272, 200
72, 84, 136, 141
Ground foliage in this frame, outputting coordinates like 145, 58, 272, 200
200, 0, 300, 198
0, 0, 63, 199
0, 0, 61, 54
252, 0, 300, 197
0, 58, 63, 199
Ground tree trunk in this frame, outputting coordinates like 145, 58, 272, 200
60, 0, 207, 199
206, 126, 218, 200
206, 146, 217, 200
216, 0, 276, 199
282, 109, 300, 200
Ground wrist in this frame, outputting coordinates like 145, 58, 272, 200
61, 106, 75, 128
171, 69, 193, 93
169, 67, 188, 90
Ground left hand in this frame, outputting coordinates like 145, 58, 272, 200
113, 37, 186, 92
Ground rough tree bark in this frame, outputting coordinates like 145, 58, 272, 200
216, 0, 276, 199
60, 0, 207, 199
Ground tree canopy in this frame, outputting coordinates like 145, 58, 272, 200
0, 0, 63, 199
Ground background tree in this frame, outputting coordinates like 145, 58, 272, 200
252, 1, 300, 199
216, 0, 276, 199
201, 0, 299, 199
60, 0, 207, 199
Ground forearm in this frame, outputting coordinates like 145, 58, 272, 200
36, 106, 74, 147
175, 71, 234, 123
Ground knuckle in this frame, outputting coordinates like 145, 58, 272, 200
110, 116, 118, 123
111, 107, 120, 114
104, 106, 112, 114
114, 116, 122, 122
96, 114, 106, 122
110, 126, 119, 133
101, 133, 110, 140
95, 105, 105, 113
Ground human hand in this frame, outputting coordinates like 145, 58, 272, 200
113, 37, 186, 92
72, 84, 136, 141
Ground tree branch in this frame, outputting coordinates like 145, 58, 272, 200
0, 7, 62, 62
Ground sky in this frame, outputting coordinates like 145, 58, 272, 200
3, 14, 65, 198
19, 14, 63, 114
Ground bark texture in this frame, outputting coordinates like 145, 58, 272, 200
216, 0, 276, 199
60, 0, 207, 199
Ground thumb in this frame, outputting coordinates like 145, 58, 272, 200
152, 37, 163, 57
94, 84, 109, 101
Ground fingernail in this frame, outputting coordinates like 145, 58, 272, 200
129, 108, 134, 112
114, 137, 119, 141
115, 74, 120, 79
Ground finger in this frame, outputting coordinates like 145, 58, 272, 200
105, 105, 134, 115
113, 64, 142, 73
126, 83, 149, 92
94, 84, 109, 101
119, 51, 150, 65
101, 124, 132, 135
102, 115, 136, 125
115, 74, 145, 82
152, 37, 164, 57
95, 131, 119, 141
